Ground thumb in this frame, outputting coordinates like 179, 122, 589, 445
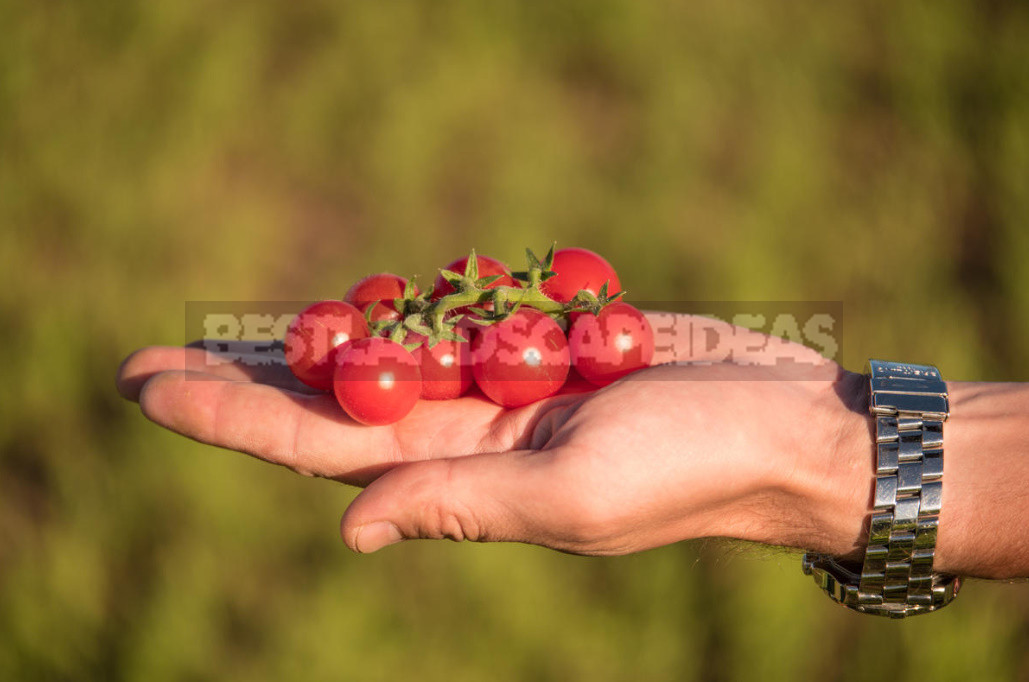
341, 450, 557, 553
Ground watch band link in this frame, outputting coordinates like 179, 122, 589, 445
802, 360, 961, 618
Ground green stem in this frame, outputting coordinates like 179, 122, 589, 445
426, 285, 565, 318
376, 247, 611, 343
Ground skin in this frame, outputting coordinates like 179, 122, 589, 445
115, 313, 1029, 580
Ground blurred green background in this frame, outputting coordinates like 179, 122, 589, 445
2, 0, 1028, 680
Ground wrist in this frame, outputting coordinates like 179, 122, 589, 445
793, 369, 873, 560
789, 375, 1029, 581
719, 369, 872, 557
800, 361, 969, 616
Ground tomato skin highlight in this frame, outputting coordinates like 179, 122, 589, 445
284, 300, 370, 391
471, 308, 570, 408
432, 255, 515, 300
333, 337, 421, 426
568, 302, 654, 386
540, 247, 622, 303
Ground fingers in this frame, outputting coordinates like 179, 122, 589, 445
117, 345, 312, 401
340, 450, 564, 553
137, 370, 396, 482
133, 369, 541, 484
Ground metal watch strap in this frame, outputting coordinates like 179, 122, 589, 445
802, 360, 961, 618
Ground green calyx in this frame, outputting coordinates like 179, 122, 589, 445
368, 245, 625, 347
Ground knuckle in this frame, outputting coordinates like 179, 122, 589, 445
283, 405, 319, 478
415, 460, 483, 543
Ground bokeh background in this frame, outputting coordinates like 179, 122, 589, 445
2, 1, 1028, 680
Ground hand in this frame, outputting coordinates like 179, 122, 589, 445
116, 313, 870, 558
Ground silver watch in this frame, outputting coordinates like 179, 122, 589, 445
802, 360, 961, 618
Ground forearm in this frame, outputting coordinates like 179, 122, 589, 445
935, 381, 1029, 578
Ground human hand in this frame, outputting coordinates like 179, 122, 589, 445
116, 313, 870, 558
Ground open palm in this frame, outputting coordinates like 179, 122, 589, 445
117, 312, 866, 558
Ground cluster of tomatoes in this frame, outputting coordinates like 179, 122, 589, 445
284, 247, 655, 425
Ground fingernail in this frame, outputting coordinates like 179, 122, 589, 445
354, 522, 404, 553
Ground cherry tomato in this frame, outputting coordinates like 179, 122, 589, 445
432, 254, 516, 300
345, 273, 416, 324
471, 308, 569, 407
567, 302, 654, 386
333, 337, 421, 425
540, 247, 622, 303
411, 331, 473, 400
284, 300, 370, 391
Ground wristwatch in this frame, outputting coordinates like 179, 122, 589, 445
802, 360, 961, 618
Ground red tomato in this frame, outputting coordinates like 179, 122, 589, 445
345, 273, 415, 325
333, 337, 421, 425
432, 254, 515, 300
411, 332, 473, 400
568, 302, 654, 386
345, 272, 411, 302
471, 308, 569, 407
284, 300, 370, 391
540, 247, 622, 303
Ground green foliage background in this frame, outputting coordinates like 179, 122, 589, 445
2, 1, 1028, 680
